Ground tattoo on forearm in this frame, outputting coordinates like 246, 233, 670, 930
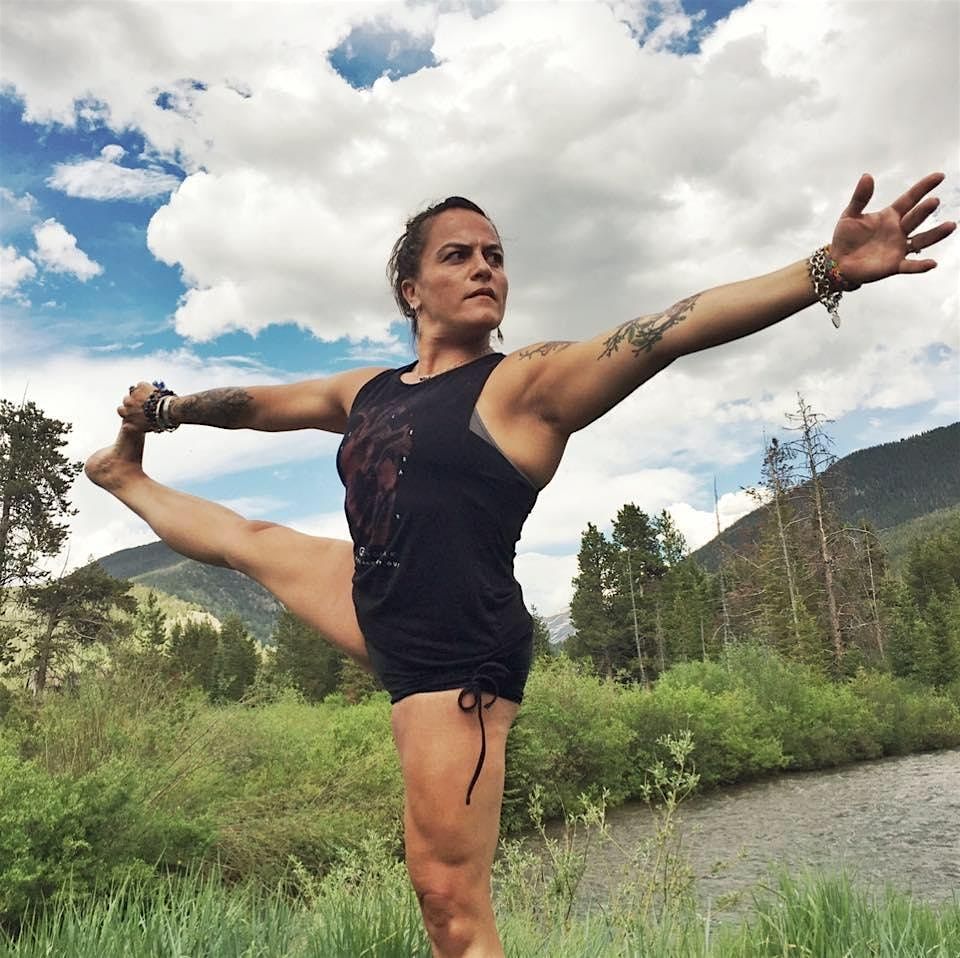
174, 388, 254, 428
598, 293, 701, 360
518, 341, 574, 360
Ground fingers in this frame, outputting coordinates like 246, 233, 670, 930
900, 195, 940, 236
902, 219, 958, 273
891, 171, 945, 216
899, 257, 938, 274
842, 173, 874, 218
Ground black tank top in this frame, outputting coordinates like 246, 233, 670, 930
336, 352, 539, 688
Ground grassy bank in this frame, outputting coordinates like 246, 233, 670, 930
2, 644, 959, 926
2, 866, 957, 957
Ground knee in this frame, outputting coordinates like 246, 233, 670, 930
413, 873, 487, 954
223, 520, 280, 574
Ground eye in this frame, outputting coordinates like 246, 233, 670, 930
444, 250, 465, 262
488, 251, 504, 267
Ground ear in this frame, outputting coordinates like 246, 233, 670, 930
401, 278, 419, 312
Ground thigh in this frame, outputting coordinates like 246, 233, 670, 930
392, 689, 518, 888
232, 525, 366, 665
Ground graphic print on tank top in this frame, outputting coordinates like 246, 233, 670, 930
338, 400, 414, 567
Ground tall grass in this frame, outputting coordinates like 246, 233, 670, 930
2, 868, 956, 958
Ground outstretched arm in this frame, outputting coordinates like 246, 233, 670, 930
506, 172, 955, 434
120, 366, 384, 434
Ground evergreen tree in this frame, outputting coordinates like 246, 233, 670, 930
214, 615, 259, 701
916, 588, 960, 687
20, 563, 135, 694
530, 606, 552, 660
0, 399, 82, 603
135, 590, 168, 649
338, 657, 382, 703
568, 522, 624, 677
659, 558, 719, 663
168, 618, 219, 693
270, 608, 343, 702
612, 504, 667, 681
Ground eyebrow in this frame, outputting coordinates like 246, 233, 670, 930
436, 241, 504, 257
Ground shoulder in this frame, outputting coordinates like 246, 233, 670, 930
330, 365, 394, 412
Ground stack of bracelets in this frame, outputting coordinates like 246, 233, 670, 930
807, 245, 861, 329
142, 381, 179, 432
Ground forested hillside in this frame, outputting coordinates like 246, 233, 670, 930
694, 422, 959, 570
97, 541, 281, 643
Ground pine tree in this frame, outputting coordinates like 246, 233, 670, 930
0, 399, 82, 604
271, 608, 343, 702
529, 606, 553, 660
168, 618, 219, 693
215, 615, 259, 701
21, 563, 135, 694
135, 590, 168, 648
568, 523, 623, 676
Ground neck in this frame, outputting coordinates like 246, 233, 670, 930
413, 334, 495, 379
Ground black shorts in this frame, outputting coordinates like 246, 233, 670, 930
367, 630, 534, 706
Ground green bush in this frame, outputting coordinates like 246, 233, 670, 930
504, 656, 635, 830
208, 691, 403, 885
657, 646, 883, 770
0, 738, 211, 931
850, 670, 960, 754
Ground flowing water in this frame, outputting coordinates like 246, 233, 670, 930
573, 749, 960, 911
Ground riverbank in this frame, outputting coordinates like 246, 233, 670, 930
575, 748, 960, 914
2, 866, 957, 957
2, 644, 959, 928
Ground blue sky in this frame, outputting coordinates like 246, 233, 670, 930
2, 0, 957, 615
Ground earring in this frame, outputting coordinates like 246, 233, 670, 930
496, 326, 504, 344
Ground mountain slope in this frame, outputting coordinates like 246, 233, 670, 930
97, 542, 281, 643
692, 422, 960, 570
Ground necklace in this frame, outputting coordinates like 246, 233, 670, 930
414, 349, 492, 381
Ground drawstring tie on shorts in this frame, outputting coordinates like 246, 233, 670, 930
457, 661, 511, 806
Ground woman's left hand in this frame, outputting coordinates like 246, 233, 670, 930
830, 172, 955, 285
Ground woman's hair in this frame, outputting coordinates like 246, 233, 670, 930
387, 196, 497, 339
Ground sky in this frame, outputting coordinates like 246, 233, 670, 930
1, 0, 958, 617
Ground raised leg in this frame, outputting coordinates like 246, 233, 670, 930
391, 689, 518, 958
86, 425, 368, 666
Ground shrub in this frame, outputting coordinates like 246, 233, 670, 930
850, 670, 960, 754
0, 738, 212, 931
504, 656, 635, 830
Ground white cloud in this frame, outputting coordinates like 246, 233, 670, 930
48, 144, 181, 200
515, 551, 580, 617
0, 244, 37, 297
665, 488, 760, 553
31, 219, 103, 280
0, 188, 37, 235
1, 0, 957, 608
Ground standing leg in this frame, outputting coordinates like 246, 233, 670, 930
391, 688, 518, 958
86, 425, 367, 665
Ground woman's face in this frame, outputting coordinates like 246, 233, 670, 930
402, 208, 508, 338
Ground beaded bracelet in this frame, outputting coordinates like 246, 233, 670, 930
142, 381, 178, 432
807, 246, 860, 329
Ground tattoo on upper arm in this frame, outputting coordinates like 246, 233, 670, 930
518, 341, 574, 360
175, 388, 253, 427
598, 293, 701, 360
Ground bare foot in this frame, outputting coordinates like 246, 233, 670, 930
85, 424, 147, 492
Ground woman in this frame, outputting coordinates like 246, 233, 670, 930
87, 172, 953, 957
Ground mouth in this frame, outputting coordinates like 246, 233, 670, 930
467, 288, 497, 301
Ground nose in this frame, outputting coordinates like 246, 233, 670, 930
470, 251, 492, 279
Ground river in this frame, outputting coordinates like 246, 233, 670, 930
572, 749, 960, 911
